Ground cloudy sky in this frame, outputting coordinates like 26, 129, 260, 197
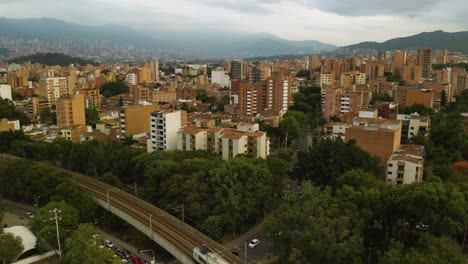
0, 0, 466, 45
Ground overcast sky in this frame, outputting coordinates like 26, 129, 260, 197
0, 0, 466, 45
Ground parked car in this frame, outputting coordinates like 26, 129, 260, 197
132, 256, 143, 264
25, 212, 34, 219
248, 239, 260, 248
103, 239, 114, 248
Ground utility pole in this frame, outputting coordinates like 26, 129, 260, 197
244, 240, 247, 264
34, 196, 40, 213
49, 208, 62, 260
173, 204, 184, 222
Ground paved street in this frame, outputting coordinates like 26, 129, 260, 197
232, 231, 273, 264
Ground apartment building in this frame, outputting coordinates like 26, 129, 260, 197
401, 65, 422, 85
0, 118, 20, 132
211, 70, 230, 88
397, 113, 430, 143
148, 110, 187, 151
417, 48, 433, 79
0, 84, 12, 101
393, 50, 407, 77
323, 123, 351, 140
37, 77, 69, 105
230, 61, 244, 80
119, 104, 158, 137
56, 93, 86, 129
322, 89, 361, 122
386, 144, 425, 186
176, 122, 269, 160
394, 87, 434, 108
346, 117, 402, 167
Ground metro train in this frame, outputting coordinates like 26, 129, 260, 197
193, 245, 230, 264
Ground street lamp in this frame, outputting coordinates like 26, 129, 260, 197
34, 196, 40, 213
49, 208, 62, 260
138, 249, 155, 264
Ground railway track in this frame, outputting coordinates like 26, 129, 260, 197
73, 173, 244, 264
0, 154, 243, 263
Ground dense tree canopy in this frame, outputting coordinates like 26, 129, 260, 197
293, 138, 383, 188
64, 224, 119, 264
0, 231, 23, 264
31, 201, 79, 249
0, 98, 30, 125
100, 80, 130, 98
85, 108, 100, 126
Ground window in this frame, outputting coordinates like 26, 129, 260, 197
387, 171, 392, 174
398, 165, 405, 171
388, 163, 393, 167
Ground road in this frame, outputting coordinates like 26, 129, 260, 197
1, 199, 159, 263
232, 232, 273, 264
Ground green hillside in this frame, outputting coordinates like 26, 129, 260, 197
8, 53, 97, 66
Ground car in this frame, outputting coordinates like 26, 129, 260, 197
25, 212, 34, 219
120, 248, 132, 259
131, 256, 143, 264
248, 239, 260, 248
103, 239, 114, 248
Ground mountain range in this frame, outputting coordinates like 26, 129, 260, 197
0, 18, 336, 58
1, 18, 467, 59
345, 30, 468, 54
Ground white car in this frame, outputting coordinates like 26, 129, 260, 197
103, 240, 114, 248
248, 239, 260, 248
25, 212, 35, 219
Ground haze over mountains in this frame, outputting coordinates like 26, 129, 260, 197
1, 17, 467, 60
346, 30, 468, 54
0, 18, 336, 58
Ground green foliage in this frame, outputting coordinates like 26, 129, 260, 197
39, 107, 57, 125
384, 73, 401, 83
296, 69, 311, 78
399, 104, 434, 116
85, 108, 99, 126
265, 182, 365, 264
31, 201, 79, 248
100, 80, 130, 98
0, 232, 24, 264
137, 151, 285, 238
0, 131, 30, 153
0, 157, 97, 222
371, 93, 393, 105
293, 138, 383, 188
433, 62, 468, 71
11, 90, 24, 101
8, 53, 96, 66
0, 196, 3, 225
196, 89, 216, 103
64, 224, 119, 264
0, 98, 30, 125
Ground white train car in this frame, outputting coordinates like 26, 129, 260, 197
193, 245, 230, 264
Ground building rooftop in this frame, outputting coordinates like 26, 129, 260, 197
179, 125, 206, 135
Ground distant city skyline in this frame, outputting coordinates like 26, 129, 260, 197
0, 0, 467, 46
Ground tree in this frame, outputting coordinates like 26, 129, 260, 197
399, 104, 434, 116
100, 80, 130, 98
39, 107, 57, 125
85, 108, 99, 126
293, 138, 383, 188
0, 196, 3, 228
0, 232, 23, 264
118, 96, 124, 106
440, 90, 447, 107
0, 98, 30, 125
31, 201, 79, 248
63, 224, 119, 264
264, 182, 365, 264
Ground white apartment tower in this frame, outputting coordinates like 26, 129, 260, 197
0, 85, 12, 101
148, 110, 186, 152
